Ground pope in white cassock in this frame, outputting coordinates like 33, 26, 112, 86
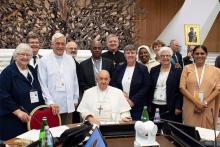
38, 32, 79, 125
77, 70, 131, 124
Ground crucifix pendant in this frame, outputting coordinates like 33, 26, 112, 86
98, 105, 103, 116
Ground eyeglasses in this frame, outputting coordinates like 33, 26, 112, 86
17, 53, 32, 57
160, 55, 171, 58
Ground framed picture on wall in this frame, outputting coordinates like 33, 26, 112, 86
184, 24, 200, 45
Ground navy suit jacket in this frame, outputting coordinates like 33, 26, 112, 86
149, 64, 183, 110
79, 57, 114, 92
111, 62, 151, 109
0, 62, 44, 140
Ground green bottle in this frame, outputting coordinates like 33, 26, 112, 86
141, 106, 149, 122
39, 117, 48, 147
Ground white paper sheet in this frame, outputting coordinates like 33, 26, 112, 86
16, 129, 39, 141
16, 125, 69, 141
196, 127, 220, 141
48, 125, 69, 137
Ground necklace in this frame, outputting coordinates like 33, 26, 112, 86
96, 86, 109, 116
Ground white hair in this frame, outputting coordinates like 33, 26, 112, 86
13, 43, 32, 58
51, 32, 66, 43
158, 47, 173, 56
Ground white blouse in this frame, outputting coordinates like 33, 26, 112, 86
122, 66, 135, 97
153, 70, 169, 105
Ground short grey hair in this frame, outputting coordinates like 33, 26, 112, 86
51, 32, 66, 44
158, 47, 173, 56
13, 43, 33, 58
124, 44, 137, 53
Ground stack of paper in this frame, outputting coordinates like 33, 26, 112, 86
196, 127, 220, 141
16, 125, 69, 141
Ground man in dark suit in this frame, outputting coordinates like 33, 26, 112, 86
183, 45, 195, 66
80, 40, 114, 93
10, 32, 42, 71
170, 40, 183, 68
102, 34, 125, 69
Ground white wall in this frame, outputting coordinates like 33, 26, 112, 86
157, 0, 220, 56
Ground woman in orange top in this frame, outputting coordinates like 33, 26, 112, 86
180, 45, 220, 129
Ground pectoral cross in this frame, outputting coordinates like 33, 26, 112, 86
98, 105, 103, 116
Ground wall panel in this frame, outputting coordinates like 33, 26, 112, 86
134, 0, 220, 52
204, 12, 220, 52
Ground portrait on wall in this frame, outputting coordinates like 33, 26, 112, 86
184, 24, 200, 45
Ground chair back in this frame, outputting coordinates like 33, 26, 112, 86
27, 105, 61, 130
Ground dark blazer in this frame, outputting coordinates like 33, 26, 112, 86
183, 56, 193, 66
79, 57, 114, 92
111, 62, 151, 109
149, 64, 183, 110
73, 58, 80, 83
215, 55, 220, 68
171, 52, 183, 67
0, 62, 45, 140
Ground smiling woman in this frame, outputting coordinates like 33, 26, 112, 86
14, 44, 33, 70
111, 44, 151, 120
180, 45, 220, 129
137, 45, 159, 72
0, 43, 45, 140
149, 47, 183, 123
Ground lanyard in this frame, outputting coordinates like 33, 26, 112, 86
194, 63, 205, 90
53, 53, 64, 81
28, 70, 34, 86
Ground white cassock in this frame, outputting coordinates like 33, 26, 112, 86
38, 51, 79, 113
77, 86, 131, 122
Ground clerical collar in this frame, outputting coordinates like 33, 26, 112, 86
109, 50, 118, 54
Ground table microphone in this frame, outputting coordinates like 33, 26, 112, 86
212, 108, 218, 147
204, 108, 220, 147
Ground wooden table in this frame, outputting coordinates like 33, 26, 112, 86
4, 135, 176, 147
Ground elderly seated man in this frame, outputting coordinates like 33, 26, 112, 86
77, 70, 131, 124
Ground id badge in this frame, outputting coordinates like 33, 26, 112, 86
194, 91, 204, 102
56, 80, 65, 91
30, 90, 39, 103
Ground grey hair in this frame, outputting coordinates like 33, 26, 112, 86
123, 44, 137, 53
106, 34, 119, 42
158, 47, 173, 56
51, 32, 66, 43
13, 43, 33, 59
